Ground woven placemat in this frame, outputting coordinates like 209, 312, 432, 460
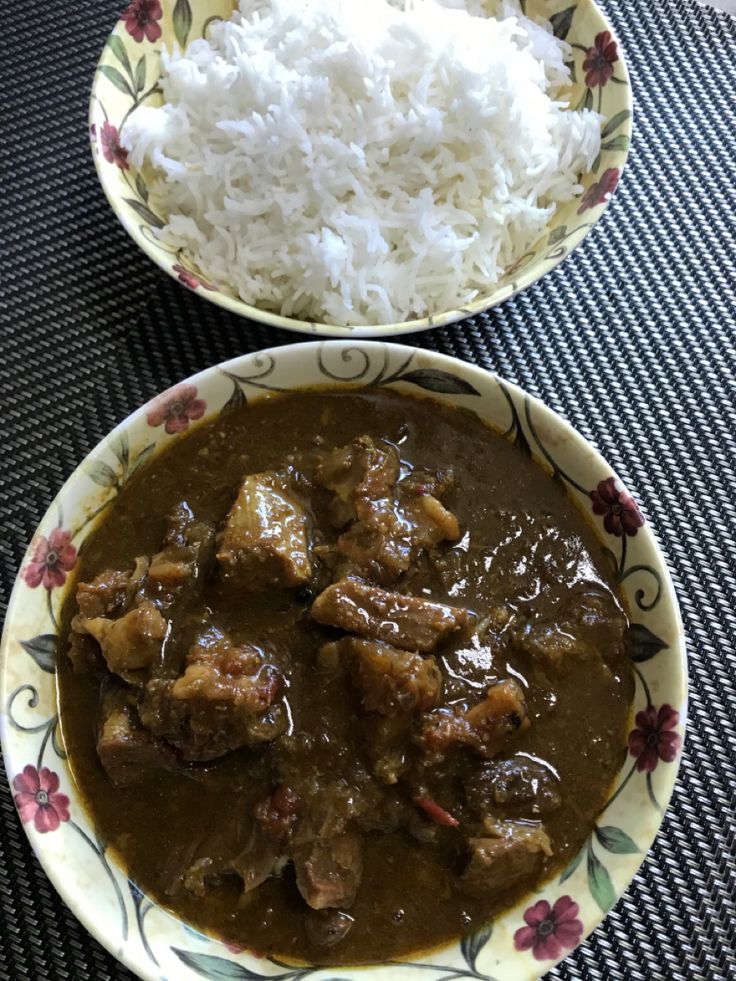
2, 1, 735, 978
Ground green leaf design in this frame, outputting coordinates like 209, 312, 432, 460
221, 382, 247, 414
124, 197, 165, 229
397, 369, 480, 396
171, 948, 275, 979
576, 87, 594, 111
135, 172, 149, 203
601, 134, 630, 152
461, 923, 492, 972
548, 225, 568, 245
20, 634, 57, 674
130, 443, 157, 476
550, 5, 576, 41
98, 64, 133, 97
173, 0, 193, 49
134, 54, 146, 96
559, 844, 584, 883
587, 844, 616, 912
109, 431, 129, 471
627, 623, 668, 662
565, 58, 577, 85
84, 459, 119, 488
594, 825, 640, 855
107, 34, 132, 77
601, 109, 631, 139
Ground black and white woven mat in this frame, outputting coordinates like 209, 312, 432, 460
2, 1, 735, 978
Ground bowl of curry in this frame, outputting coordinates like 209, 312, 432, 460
1, 342, 686, 981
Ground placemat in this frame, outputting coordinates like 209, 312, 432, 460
2, 1, 735, 978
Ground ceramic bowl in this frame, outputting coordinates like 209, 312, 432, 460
1, 342, 685, 981
89, 0, 632, 337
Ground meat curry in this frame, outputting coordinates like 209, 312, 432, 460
58, 389, 633, 963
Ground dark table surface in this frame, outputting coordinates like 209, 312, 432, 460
2, 1, 735, 978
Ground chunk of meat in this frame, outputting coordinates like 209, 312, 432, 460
139, 678, 186, 743
316, 641, 344, 675
460, 821, 552, 896
334, 504, 415, 583
147, 547, 196, 589
335, 637, 441, 714
68, 558, 153, 673
73, 556, 150, 622
289, 791, 342, 837
66, 631, 103, 674
361, 713, 413, 785
418, 709, 475, 761
311, 576, 471, 653
255, 787, 301, 844
411, 492, 461, 543
139, 628, 285, 761
80, 600, 168, 682
395, 468, 460, 549
145, 502, 215, 602
352, 785, 409, 834
230, 828, 284, 895
399, 466, 455, 500
316, 439, 459, 582
97, 688, 175, 786
183, 856, 226, 898
292, 830, 363, 910
173, 630, 279, 711
217, 472, 312, 590
315, 436, 400, 527
164, 501, 214, 549
515, 584, 627, 669
420, 680, 529, 761
75, 568, 135, 620
466, 757, 562, 816
334, 474, 460, 584
464, 680, 530, 756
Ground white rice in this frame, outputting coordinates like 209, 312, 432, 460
122, 0, 601, 326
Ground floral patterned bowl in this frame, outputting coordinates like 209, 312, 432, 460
1, 342, 685, 981
89, 0, 632, 337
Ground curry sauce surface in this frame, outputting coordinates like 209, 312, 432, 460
58, 390, 633, 963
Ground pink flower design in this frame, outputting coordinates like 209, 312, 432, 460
122, 0, 163, 44
583, 31, 619, 88
514, 895, 583, 961
13, 765, 70, 833
577, 168, 620, 214
590, 476, 644, 537
23, 528, 77, 590
100, 121, 129, 170
146, 383, 206, 435
173, 263, 215, 291
628, 704, 681, 773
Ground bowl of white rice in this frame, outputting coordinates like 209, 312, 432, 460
90, 0, 631, 335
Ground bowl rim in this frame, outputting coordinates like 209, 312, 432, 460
0, 341, 686, 981
88, 0, 633, 338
